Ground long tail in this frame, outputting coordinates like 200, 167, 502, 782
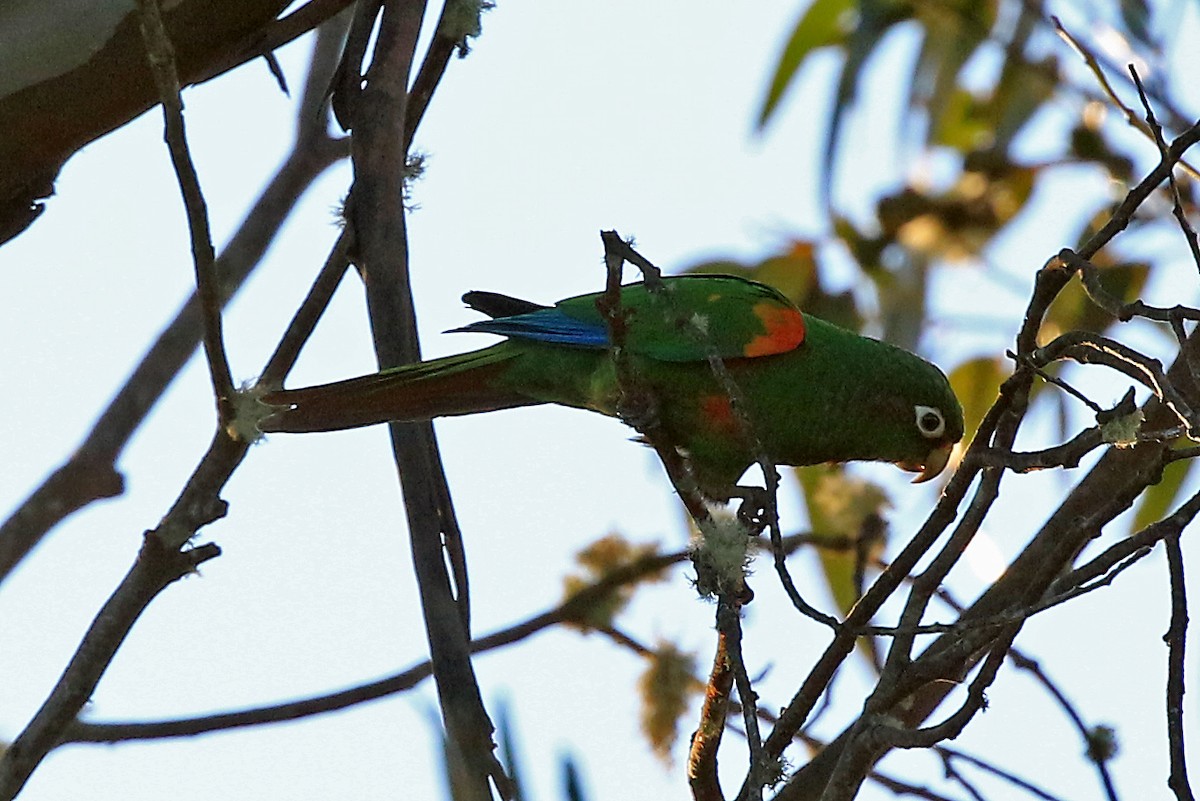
260, 346, 536, 433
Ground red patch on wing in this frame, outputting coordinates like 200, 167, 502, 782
743, 303, 806, 357
699, 394, 738, 432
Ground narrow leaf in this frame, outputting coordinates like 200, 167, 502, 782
1132, 458, 1195, 533
758, 0, 856, 128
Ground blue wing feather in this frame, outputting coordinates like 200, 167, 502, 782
450, 308, 610, 348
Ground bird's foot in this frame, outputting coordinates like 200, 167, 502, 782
727, 485, 773, 535
616, 387, 661, 435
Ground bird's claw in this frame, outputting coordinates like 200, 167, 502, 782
616, 389, 661, 434
730, 485, 772, 535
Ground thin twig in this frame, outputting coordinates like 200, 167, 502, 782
66, 541, 689, 742
1057, 249, 1200, 325
721, 598, 764, 801
746, 451, 986, 801
1076, 120, 1200, 260
0, 19, 349, 584
937, 745, 1067, 801
1031, 330, 1197, 432
885, 636, 1015, 751
0, 540, 221, 799
595, 233, 731, 801
343, 0, 508, 797
597, 233, 780, 800
63, 535, 817, 744
1129, 65, 1200, 278
1163, 530, 1194, 801
1053, 489, 1200, 596
135, 0, 236, 425
969, 427, 1105, 472
404, 0, 489, 150
1050, 16, 1200, 179
1004, 650, 1121, 799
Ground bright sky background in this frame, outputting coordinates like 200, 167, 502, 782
2, 2, 1199, 800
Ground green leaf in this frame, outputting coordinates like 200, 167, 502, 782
494, 699, 528, 801
1120, 0, 1155, 50
989, 54, 1058, 151
1132, 457, 1195, 533
932, 55, 1055, 154
796, 465, 889, 617
1070, 121, 1135, 182
1043, 260, 1151, 338
948, 356, 1005, 447
818, 1, 913, 207
932, 88, 995, 152
757, 0, 856, 129
910, 0, 996, 145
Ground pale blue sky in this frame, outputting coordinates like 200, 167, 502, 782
2, 2, 1199, 800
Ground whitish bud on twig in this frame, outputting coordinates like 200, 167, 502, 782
691, 512, 752, 598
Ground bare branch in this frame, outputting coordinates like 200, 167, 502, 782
65, 541, 692, 742
0, 540, 221, 799
341, 0, 509, 796
0, 19, 349, 583
689, 629, 736, 801
768, 113, 1200, 794
1129, 66, 1200, 281
1050, 16, 1200, 179
1164, 530, 1194, 801
970, 427, 1105, 472
937, 746, 1068, 801
1056, 249, 1200, 325
1031, 331, 1197, 432
1076, 121, 1200, 260
135, 0, 235, 424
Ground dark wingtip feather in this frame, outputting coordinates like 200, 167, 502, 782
462, 290, 549, 319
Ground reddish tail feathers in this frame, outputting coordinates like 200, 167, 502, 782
260, 359, 534, 433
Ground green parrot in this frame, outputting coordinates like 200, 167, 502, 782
261, 275, 964, 495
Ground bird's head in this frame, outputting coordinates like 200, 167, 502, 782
894, 400, 963, 482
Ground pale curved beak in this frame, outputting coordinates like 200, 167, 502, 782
899, 442, 954, 484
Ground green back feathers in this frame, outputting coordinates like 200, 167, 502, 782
551, 276, 808, 361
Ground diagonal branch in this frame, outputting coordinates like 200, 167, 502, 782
597, 233, 786, 801
64, 540, 692, 742
135, 0, 235, 423
0, 540, 221, 799
766, 116, 1200, 799
0, 18, 349, 584
339, 1, 508, 798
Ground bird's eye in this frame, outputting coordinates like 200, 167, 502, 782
915, 405, 945, 439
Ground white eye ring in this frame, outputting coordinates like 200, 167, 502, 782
915, 405, 945, 439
